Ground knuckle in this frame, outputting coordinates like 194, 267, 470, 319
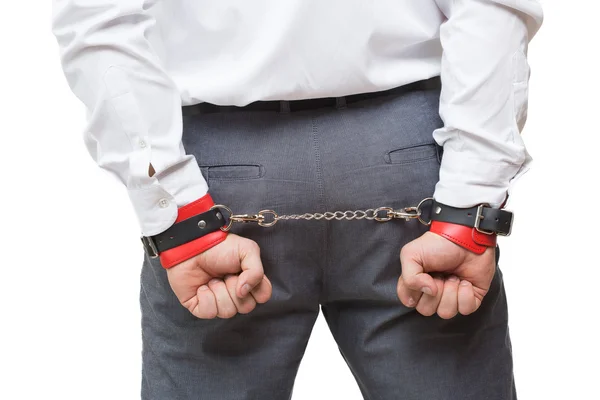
437, 309, 456, 320
249, 268, 264, 279
246, 239, 261, 254
196, 309, 218, 319
208, 278, 223, 288
417, 306, 436, 317
254, 293, 271, 304
399, 246, 409, 260
219, 307, 237, 319
238, 302, 256, 315
400, 241, 416, 257
403, 276, 418, 288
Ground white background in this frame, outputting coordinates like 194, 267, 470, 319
1, 1, 599, 399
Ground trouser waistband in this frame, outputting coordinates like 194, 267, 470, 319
181, 76, 441, 115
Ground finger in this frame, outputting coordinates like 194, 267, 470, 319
396, 275, 423, 308
208, 278, 237, 319
399, 247, 437, 297
416, 277, 444, 317
458, 280, 479, 315
437, 276, 460, 319
224, 274, 257, 314
236, 239, 265, 298
186, 285, 218, 319
250, 275, 273, 304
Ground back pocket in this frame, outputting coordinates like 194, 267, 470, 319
385, 142, 439, 165
200, 164, 264, 181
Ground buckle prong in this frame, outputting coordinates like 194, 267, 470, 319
474, 204, 495, 235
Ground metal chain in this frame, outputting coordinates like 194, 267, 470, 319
275, 209, 379, 221
211, 197, 434, 232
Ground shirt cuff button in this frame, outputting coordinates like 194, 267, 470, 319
158, 198, 170, 208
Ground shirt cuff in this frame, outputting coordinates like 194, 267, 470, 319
127, 155, 208, 236
433, 146, 533, 209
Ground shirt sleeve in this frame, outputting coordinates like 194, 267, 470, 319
432, 0, 543, 208
52, 0, 208, 236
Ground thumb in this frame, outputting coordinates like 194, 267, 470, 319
399, 246, 437, 297
235, 238, 265, 298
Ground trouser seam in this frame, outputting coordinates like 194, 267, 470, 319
311, 116, 328, 303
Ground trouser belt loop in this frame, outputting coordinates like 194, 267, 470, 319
335, 97, 347, 109
279, 100, 290, 114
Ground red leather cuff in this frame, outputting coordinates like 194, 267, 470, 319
159, 193, 228, 269
429, 220, 496, 255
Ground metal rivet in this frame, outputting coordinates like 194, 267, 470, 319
435, 206, 442, 214
198, 220, 206, 229
216, 212, 222, 220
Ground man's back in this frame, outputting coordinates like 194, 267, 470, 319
148, 0, 445, 105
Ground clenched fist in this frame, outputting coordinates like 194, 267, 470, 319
166, 234, 272, 319
397, 231, 496, 319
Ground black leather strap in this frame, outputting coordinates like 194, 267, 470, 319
141, 209, 226, 257
427, 199, 514, 236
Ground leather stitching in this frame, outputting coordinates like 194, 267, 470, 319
160, 231, 228, 268
176, 193, 214, 221
429, 221, 491, 254
435, 231, 486, 254
472, 229, 497, 247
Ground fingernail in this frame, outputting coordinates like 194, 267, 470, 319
209, 278, 220, 285
421, 287, 433, 296
407, 297, 415, 307
199, 285, 209, 291
460, 280, 470, 287
240, 284, 251, 297
448, 276, 459, 282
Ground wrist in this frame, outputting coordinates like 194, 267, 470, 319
142, 193, 229, 268
426, 198, 513, 254
429, 220, 496, 254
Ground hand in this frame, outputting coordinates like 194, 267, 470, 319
397, 231, 496, 319
166, 233, 272, 319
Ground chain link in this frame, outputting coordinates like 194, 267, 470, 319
274, 209, 379, 222
211, 197, 434, 231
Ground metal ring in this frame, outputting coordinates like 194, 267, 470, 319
416, 197, 434, 226
257, 210, 279, 227
210, 204, 234, 231
374, 207, 393, 222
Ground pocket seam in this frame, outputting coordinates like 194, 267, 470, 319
199, 164, 265, 181
384, 143, 439, 165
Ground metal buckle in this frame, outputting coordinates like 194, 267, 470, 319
498, 210, 514, 237
474, 204, 514, 236
474, 204, 495, 235
140, 236, 159, 258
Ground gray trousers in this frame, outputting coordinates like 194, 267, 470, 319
140, 83, 515, 400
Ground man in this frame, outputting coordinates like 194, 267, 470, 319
52, 1, 543, 399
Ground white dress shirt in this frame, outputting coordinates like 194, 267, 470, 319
52, 0, 543, 236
